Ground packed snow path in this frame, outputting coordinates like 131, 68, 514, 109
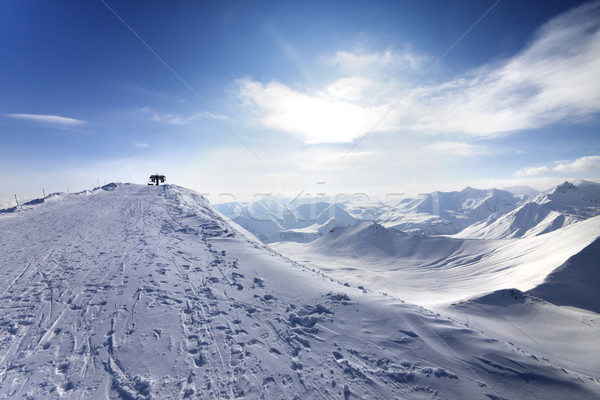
0, 184, 598, 399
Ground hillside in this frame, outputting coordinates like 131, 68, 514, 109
1, 184, 598, 399
273, 216, 600, 307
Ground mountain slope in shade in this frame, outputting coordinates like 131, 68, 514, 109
528, 237, 600, 313
455, 181, 600, 239
1, 184, 599, 399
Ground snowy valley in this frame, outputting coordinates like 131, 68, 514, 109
0, 183, 599, 399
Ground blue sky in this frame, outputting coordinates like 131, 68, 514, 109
1, 0, 599, 207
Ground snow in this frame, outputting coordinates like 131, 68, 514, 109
361, 187, 520, 235
217, 181, 600, 242
1, 183, 598, 398
215, 187, 522, 241
528, 237, 600, 313
442, 289, 600, 378
272, 216, 600, 307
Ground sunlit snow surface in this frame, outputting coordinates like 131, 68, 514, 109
0, 184, 598, 399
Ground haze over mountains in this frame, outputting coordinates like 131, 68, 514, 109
1, 182, 599, 398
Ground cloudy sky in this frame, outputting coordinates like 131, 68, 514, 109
1, 0, 599, 207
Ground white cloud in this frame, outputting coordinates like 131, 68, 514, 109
238, 1, 600, 143
150, 112, 201, 125
326, 49, 423, 75
5, 113, 87, 127
238, 79, 392, 143
554, 155, 600, 172
424, 141, 484, 157
418, 0, 600, 135
142, 108, 225, 125
514, 166, 551, 177
470, 176, 576, 193
513, 155, 600, 177
134, 143, 150, 148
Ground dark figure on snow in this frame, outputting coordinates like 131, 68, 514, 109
149, 174, 166, 185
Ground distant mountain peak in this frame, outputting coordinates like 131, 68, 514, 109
554, 181, 577, 191
460, 186, 480, 193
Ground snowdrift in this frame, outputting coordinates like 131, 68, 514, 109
1, 183, 598, 399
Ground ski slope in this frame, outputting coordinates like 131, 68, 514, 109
1, 184, 598, 399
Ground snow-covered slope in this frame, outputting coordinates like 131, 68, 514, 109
442, 289, 600, 378
456, 181, 600, 239
311, 222, 398, 256
2, 183, 599, 399
273, 215, 600, 306
528, 237, 600, 313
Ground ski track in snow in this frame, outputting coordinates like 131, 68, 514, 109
0, 184, 598, 399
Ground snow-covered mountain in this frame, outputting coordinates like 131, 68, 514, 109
216, 187, 522, 242
455, 180, 600, 239
216, 181, 600, 244
368, 187, 520, 235
2, 183, 599, 399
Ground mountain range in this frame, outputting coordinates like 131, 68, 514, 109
215, 180, 600, 241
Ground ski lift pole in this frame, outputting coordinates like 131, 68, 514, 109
14, 194, 18, 207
